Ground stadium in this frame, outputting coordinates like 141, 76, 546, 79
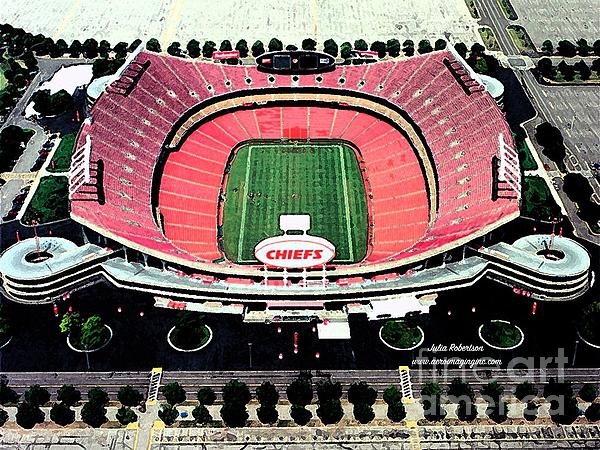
0, 46, 592, 323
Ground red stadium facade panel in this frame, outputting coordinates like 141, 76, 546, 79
70, 49, 519, 276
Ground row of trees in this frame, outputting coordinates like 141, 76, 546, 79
0, 379, 144, 428
540, 38, 600, 58
0, 24, 40, 113
0, 125, 34, 172
537, 58, 600, 82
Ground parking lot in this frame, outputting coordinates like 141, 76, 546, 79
509, 0, 599, 46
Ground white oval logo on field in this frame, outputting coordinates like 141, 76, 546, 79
255, 235, 335, 269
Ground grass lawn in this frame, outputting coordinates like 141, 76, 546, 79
222, 141, 368, 264
478, 28, 500, 52
507, 26, 536, 53
21, 176, 69, 224
521, 176, 561, 220
0, 66, 7, 92
48, 133, 76, 173
514, 134, 538, 171
464, 0, 479, 18
496, 0, 518, 20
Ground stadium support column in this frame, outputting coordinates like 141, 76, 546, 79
321, 264, 326, 288
302, 268, 307, 287
263, 265, 269, 286
283, 268, 288, 286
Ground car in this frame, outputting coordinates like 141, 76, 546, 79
42, 142, 53, 149
13, 193, 27, 203
38, 150, 50, 157
2, 210, 18, 221
31, 159, 44, 171
20, 186, 31, 194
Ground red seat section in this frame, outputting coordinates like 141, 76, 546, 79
70, 49, 519, 271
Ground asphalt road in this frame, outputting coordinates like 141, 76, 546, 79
476, 0, 600, 243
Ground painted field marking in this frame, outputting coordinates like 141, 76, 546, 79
338, 145, 355, 261
237, 146, 253, 261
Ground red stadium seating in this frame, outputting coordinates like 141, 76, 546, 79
70, 50, 519, 272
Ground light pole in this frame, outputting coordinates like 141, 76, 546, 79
248, 342, 253, 369
572, 338, 580, 367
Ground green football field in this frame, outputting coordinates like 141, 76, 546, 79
222, 141, 368, 264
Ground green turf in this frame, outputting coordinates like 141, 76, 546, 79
521, 176, 561, 220
47, 133, 76, 173
222, 141, 368, 264
21, 176, 69, 225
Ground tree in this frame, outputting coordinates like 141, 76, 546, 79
87, 387, 109, 406
16, 402, 44, 429
59, 311, 81, 334
129, 39, 142, 52
98, 40, 111, 58
323, 39, 338, 57
576, 38, 590, 56
434, 39, 447, 50
161, 382, 186, 406
197, 387, 216, 405
222, 380, 251, 406
481, 381, 504, 404
0, 124, 32, 151
256, 381, 279, 406
220, 402, 248, 427
421, 382, 445, 421
113, 41, 128, 59
31, 89, 73, 116
56, 385, 81, 407
286, 378, 313, 406
316, 380, 342, 403
82, 38, 99, 58
158, 403, 179, 425
348, 381, 377, 405
118, 386, 143, 407
187, 39, 200, 58
387, 401, 406, 422
79, 315, 109, 351
454, 42, 468, 58
353, 402, 375, 424
524, 400, 538, 421
340, 41, 352, 59
317, 399, 343, 425
192, 404, 212, 424
386, 38, 401, 57
290, 404, 312, 425
402, 40, 415, 57
302, 38, 317, 51
24, 385, 50, 407
354, 39, 368, 51
50, 402, 75, 426
220, 40, 233, 51
251, 40, 264, 57
457, 399, 477, 422
594, 39, 600, 57
116, 406, 137, 425
447, 379, 475, 403
146, 38, 161, 53
167, 42, 181, 57
537, 57, 555, 78
585, 403, 600, 422
535, 122, 566, 167
557, 40, 577, 57
580, 384, 598, 402
574, 60, 591, 80
383, 385, 402, 405
257, 405, 278, 424
0, 408, 8, 427
515, 381, 537, 402
370, 41, 386, 58
0, 379, 19, 405
268, 38, 283, 52
557, 60, 575, 81
541, 39, 553, 55
235, 39, 249, 58
417, 39, 433, 54
202, 40, 216, 58
69, 40, 82, 57
470, 42, 485, 57
549, 395, 579, 425
563, 173, 593, 203
286, 44, 298, 51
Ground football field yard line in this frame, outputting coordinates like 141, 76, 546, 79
236, 146, 253, 261
338, 145, 354, 261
